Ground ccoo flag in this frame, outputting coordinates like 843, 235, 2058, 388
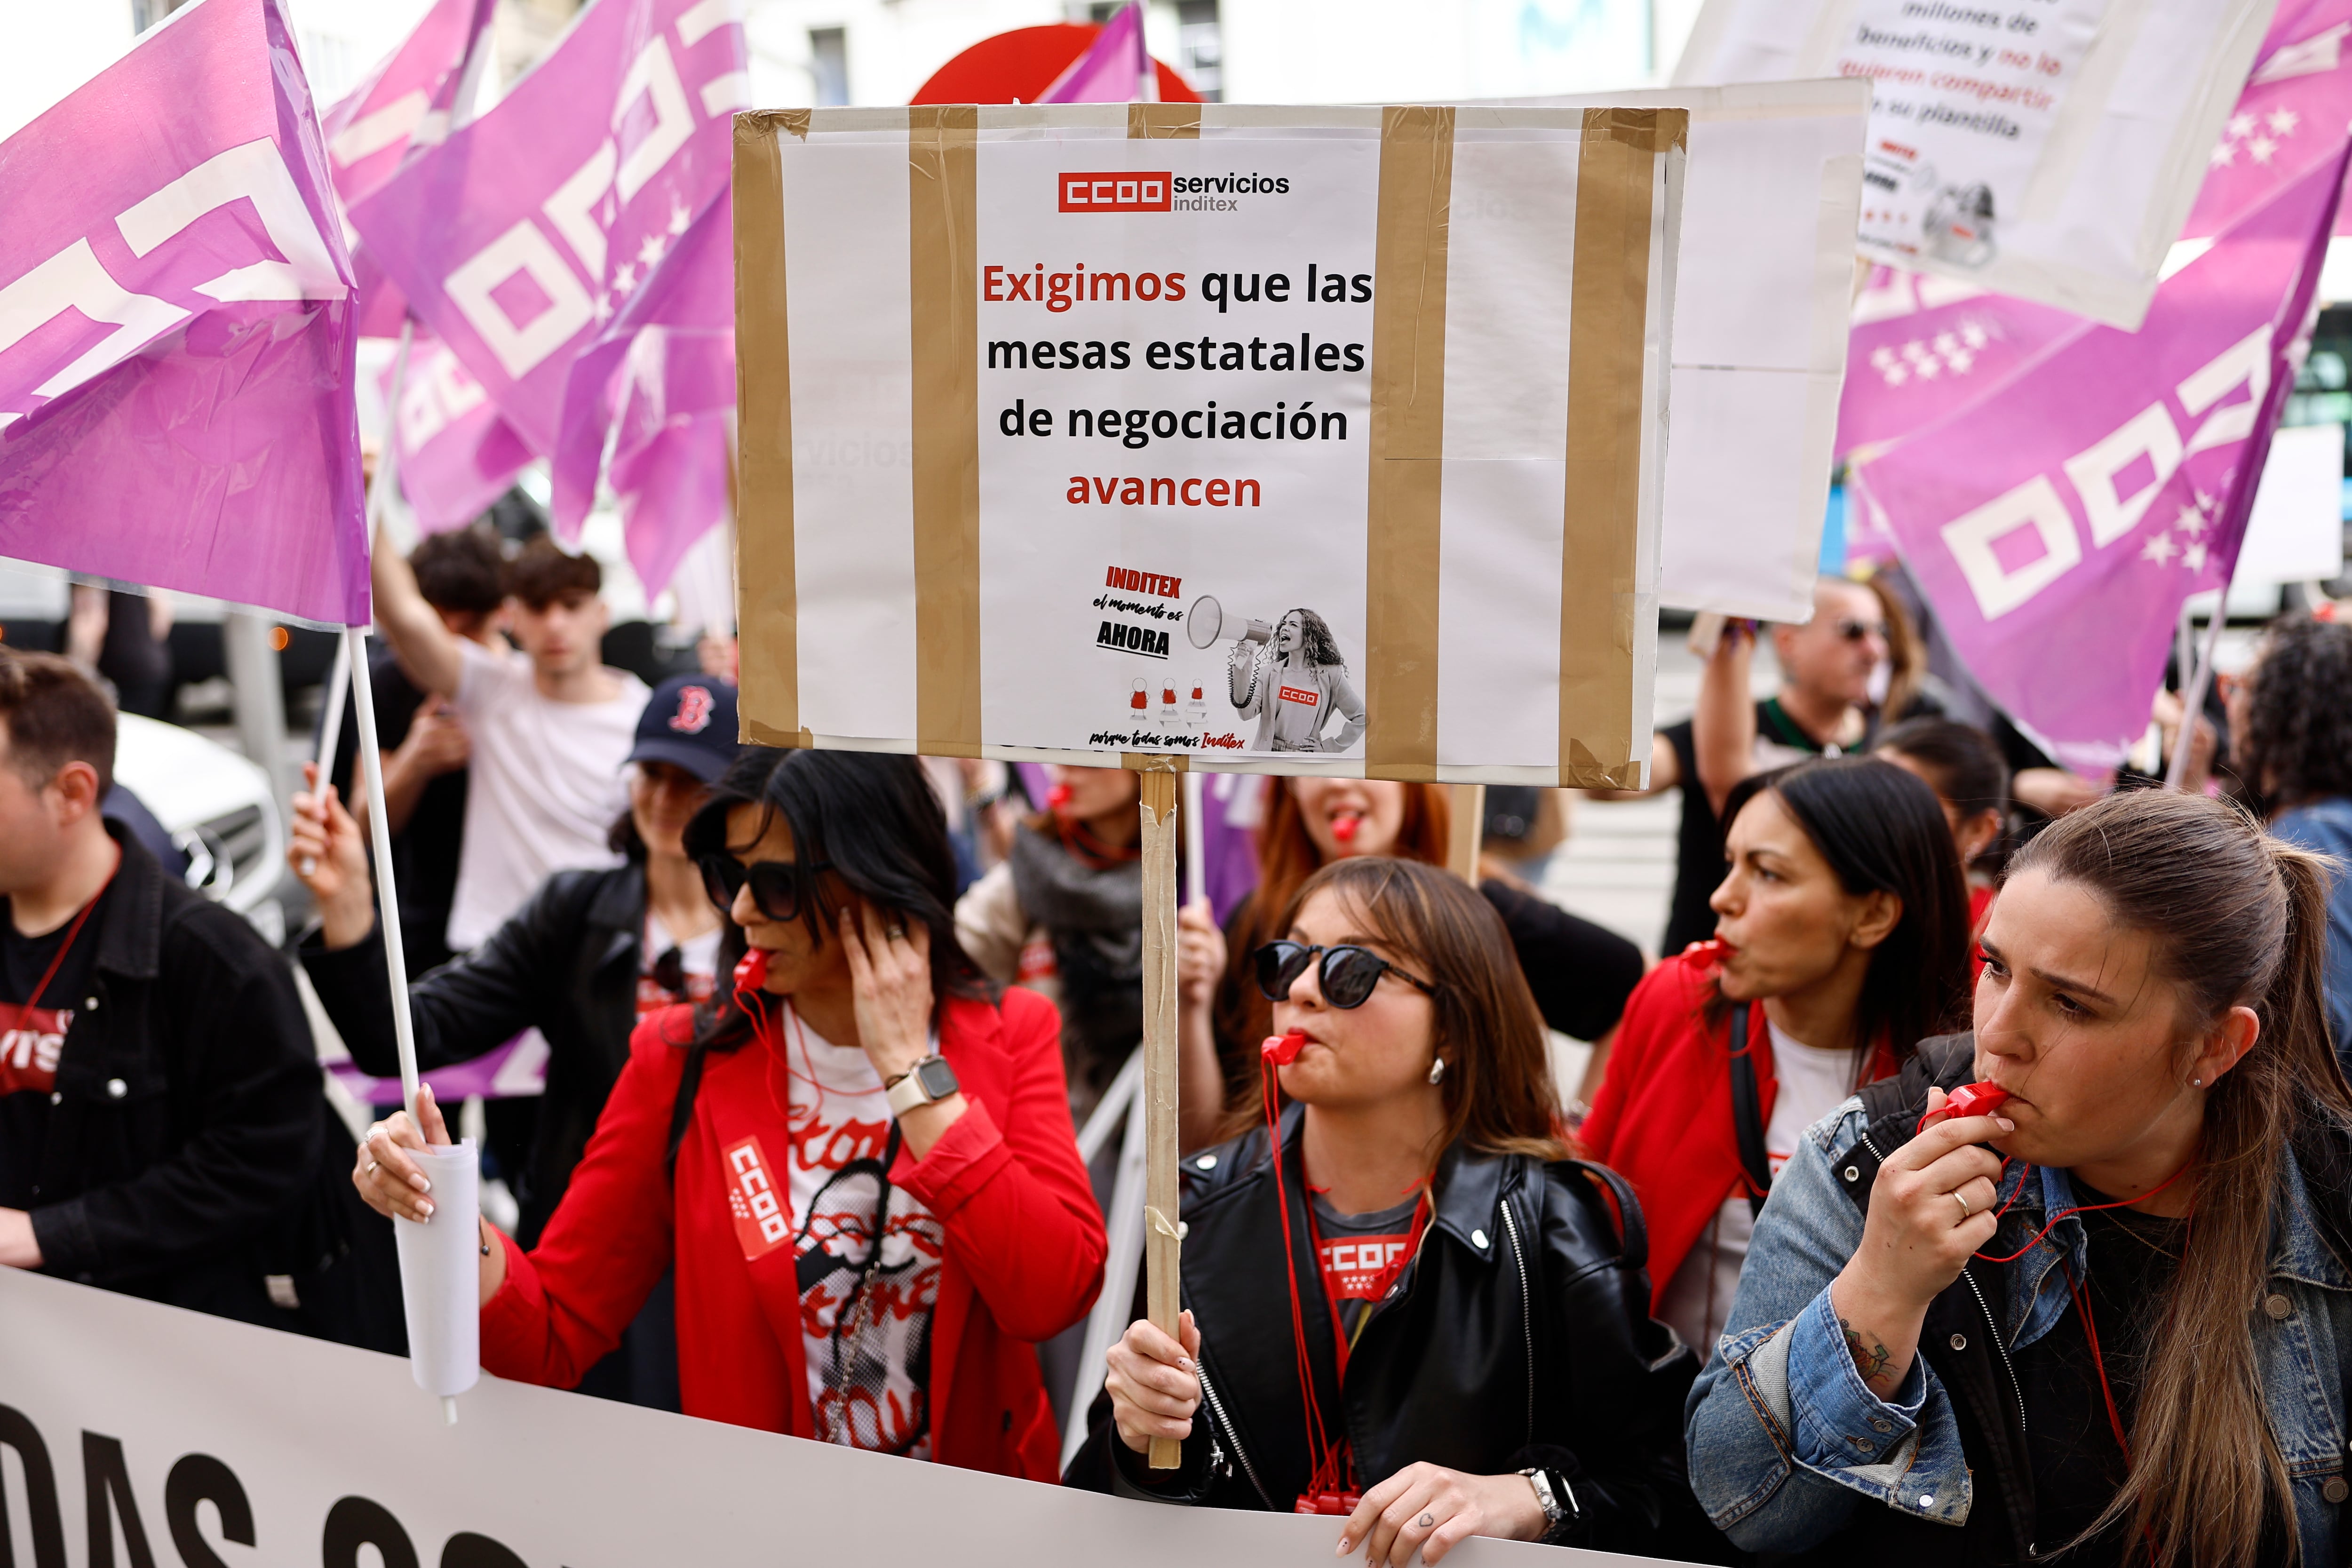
320, 0, 495, 338
0, 0, 366, 627
1852, 143, 2350, 771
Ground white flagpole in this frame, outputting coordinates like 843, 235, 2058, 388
2164, 600, 2230, 791
344, 622, 422, 1118
302, 320, 413, 875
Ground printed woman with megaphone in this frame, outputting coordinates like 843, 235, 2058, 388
1190, 597, 1366, 754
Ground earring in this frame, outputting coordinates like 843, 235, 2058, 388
1427, 1058, 1447, 1085
2192, 1077, 2204, 1088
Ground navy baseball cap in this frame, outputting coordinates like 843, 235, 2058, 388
628, 675, 742, 783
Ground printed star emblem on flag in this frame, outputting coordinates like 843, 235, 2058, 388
2183, 541, 2209, 573
667, 201, 693, 238
636, 232, 667, 270
2250, 135, 2280, 163
612, 261, 638, 295
2142, 533, 2180, 566
2175, 500, 2210, 536
2269, 107, 2302, 135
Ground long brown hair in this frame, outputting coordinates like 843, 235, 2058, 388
1221, 856, 1566, 1161
1215, 780, 1451, 1075
2009, 790, 2352, 1567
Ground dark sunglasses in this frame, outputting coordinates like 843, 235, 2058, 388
1253, 940, 1437, 1010
1833, 617, 1889, 643
698, 854, 835, 922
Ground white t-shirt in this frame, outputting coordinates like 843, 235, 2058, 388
445, 641, 648, 951
636, 911, 721, 1015
1657, 1020, 1861, 1360
777, 1009, 944, 1456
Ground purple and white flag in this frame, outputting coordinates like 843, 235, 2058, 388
349, 0, 748, 462
1041, 2, 1153, 104
1853, 145, 2349, 770
390, 332, 531, 533
550, 196, 734, 593
321, 0, 494, 337
0, 0, 366, 627
1840, 0, 2352, 462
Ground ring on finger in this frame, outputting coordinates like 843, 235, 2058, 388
365, 1159, 378, 1176
1953, 1190, 1972, 1221
885, 924, 906, 940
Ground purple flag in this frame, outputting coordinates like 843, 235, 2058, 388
1841, 0, 2352, 462
0, 0, 366, 627
390, 331, 531, 533
548, 168, 735, 593
349, 0, 748, 461
322, 0, 494, 338
1041, 3, 1153, 103
1853, 146, 2349, 770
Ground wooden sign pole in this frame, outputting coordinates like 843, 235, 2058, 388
1446, 783, 1487, 884
1136, 760, 1184, 1469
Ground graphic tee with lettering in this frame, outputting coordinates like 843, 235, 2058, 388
0, 884, 114, 1210
1310, 1190, 1425, 1358
772, 1011, 944, 1457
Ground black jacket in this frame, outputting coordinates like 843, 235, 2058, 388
27, 828, 327, 1321
302, 863, 645, 1247
1065, 1107, 1701, 1556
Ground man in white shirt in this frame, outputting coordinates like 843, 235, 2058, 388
371, 532, 650, 952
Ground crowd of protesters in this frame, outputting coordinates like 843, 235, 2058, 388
8, 527, 2352, 1568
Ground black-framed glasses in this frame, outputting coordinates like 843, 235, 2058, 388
1833, 617, 1889, 644
1253, 940, 1437, 1010
698, 854, 835, 921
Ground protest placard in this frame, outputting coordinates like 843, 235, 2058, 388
732, 103, 1685, 789
1675, 0, 2277, 329
1498, 80, 1867, 621
0, 1266, 1687, 1568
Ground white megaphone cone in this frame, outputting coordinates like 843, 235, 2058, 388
1186, 595, 1275, 650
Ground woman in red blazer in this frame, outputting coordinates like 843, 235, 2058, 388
1578, 759, 1970, 1366
354, 749, 1106, 1479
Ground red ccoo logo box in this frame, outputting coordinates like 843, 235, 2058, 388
1059, 172, 1172, 212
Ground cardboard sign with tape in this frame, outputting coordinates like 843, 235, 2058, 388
731, 103, 1685, 789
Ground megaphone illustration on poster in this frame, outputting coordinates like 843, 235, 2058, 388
1187, 595, 1276, 650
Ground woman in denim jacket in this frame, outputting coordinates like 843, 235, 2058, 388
1688, 790, 2352, 1568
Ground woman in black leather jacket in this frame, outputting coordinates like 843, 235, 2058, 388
1065, 857, 1697, 1562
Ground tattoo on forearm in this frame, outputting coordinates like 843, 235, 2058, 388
1840, 1315, 1894, 1384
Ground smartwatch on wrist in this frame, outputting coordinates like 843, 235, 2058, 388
1518, 1465, 1579, 1543
885, 1054, 959, 1118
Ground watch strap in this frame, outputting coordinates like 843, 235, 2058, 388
885, 1054, 954, 1117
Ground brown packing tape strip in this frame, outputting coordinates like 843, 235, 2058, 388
909, 107, 984, 759
733, 111, 806, 748
1558, 107, 1678, 789
1128, 103, 1201, 139
1363, 106, 1454, 786
1120, 753, 1188, 772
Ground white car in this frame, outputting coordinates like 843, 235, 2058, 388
113, 711, 288, 947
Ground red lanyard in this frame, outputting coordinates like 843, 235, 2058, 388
1303, 1186, 1431, 1377
8, 879, 109, 1019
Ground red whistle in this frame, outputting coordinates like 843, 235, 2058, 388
732, 947, 770, 997
1330, 814, 1360, 844
1294, 1492, 1362, 1516
1931, 1082, 2010, 1122
1263, 1030, 1308, 1065
1045, 783, 1073, 810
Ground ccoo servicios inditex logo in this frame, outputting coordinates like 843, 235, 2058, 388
1058, 171, 1292, 215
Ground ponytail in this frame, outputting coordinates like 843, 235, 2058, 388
2013, 793, 2352, 1567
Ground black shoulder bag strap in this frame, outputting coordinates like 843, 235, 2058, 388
1727, 1003, 1772, 1218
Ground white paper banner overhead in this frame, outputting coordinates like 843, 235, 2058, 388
732, 104, 1685, 788
1674, 0, 2279, 329
0, 1268, 1694, 1568
1496, 80, 1868, 621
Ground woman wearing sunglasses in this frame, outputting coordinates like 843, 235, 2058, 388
1175, 777, 1645, 1150
289, 674, 742, 1407
1578, 757, 1971, 1365
1067, 857, 1698, 1563
349, 747, 1105, 1474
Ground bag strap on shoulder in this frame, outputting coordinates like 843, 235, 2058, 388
1727, 1003, 1772, 1218
1560, 1158, 1651, 1272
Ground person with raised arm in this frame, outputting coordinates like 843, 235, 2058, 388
1687, 790, 2352, 1567
350, 749, 1105, 1472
